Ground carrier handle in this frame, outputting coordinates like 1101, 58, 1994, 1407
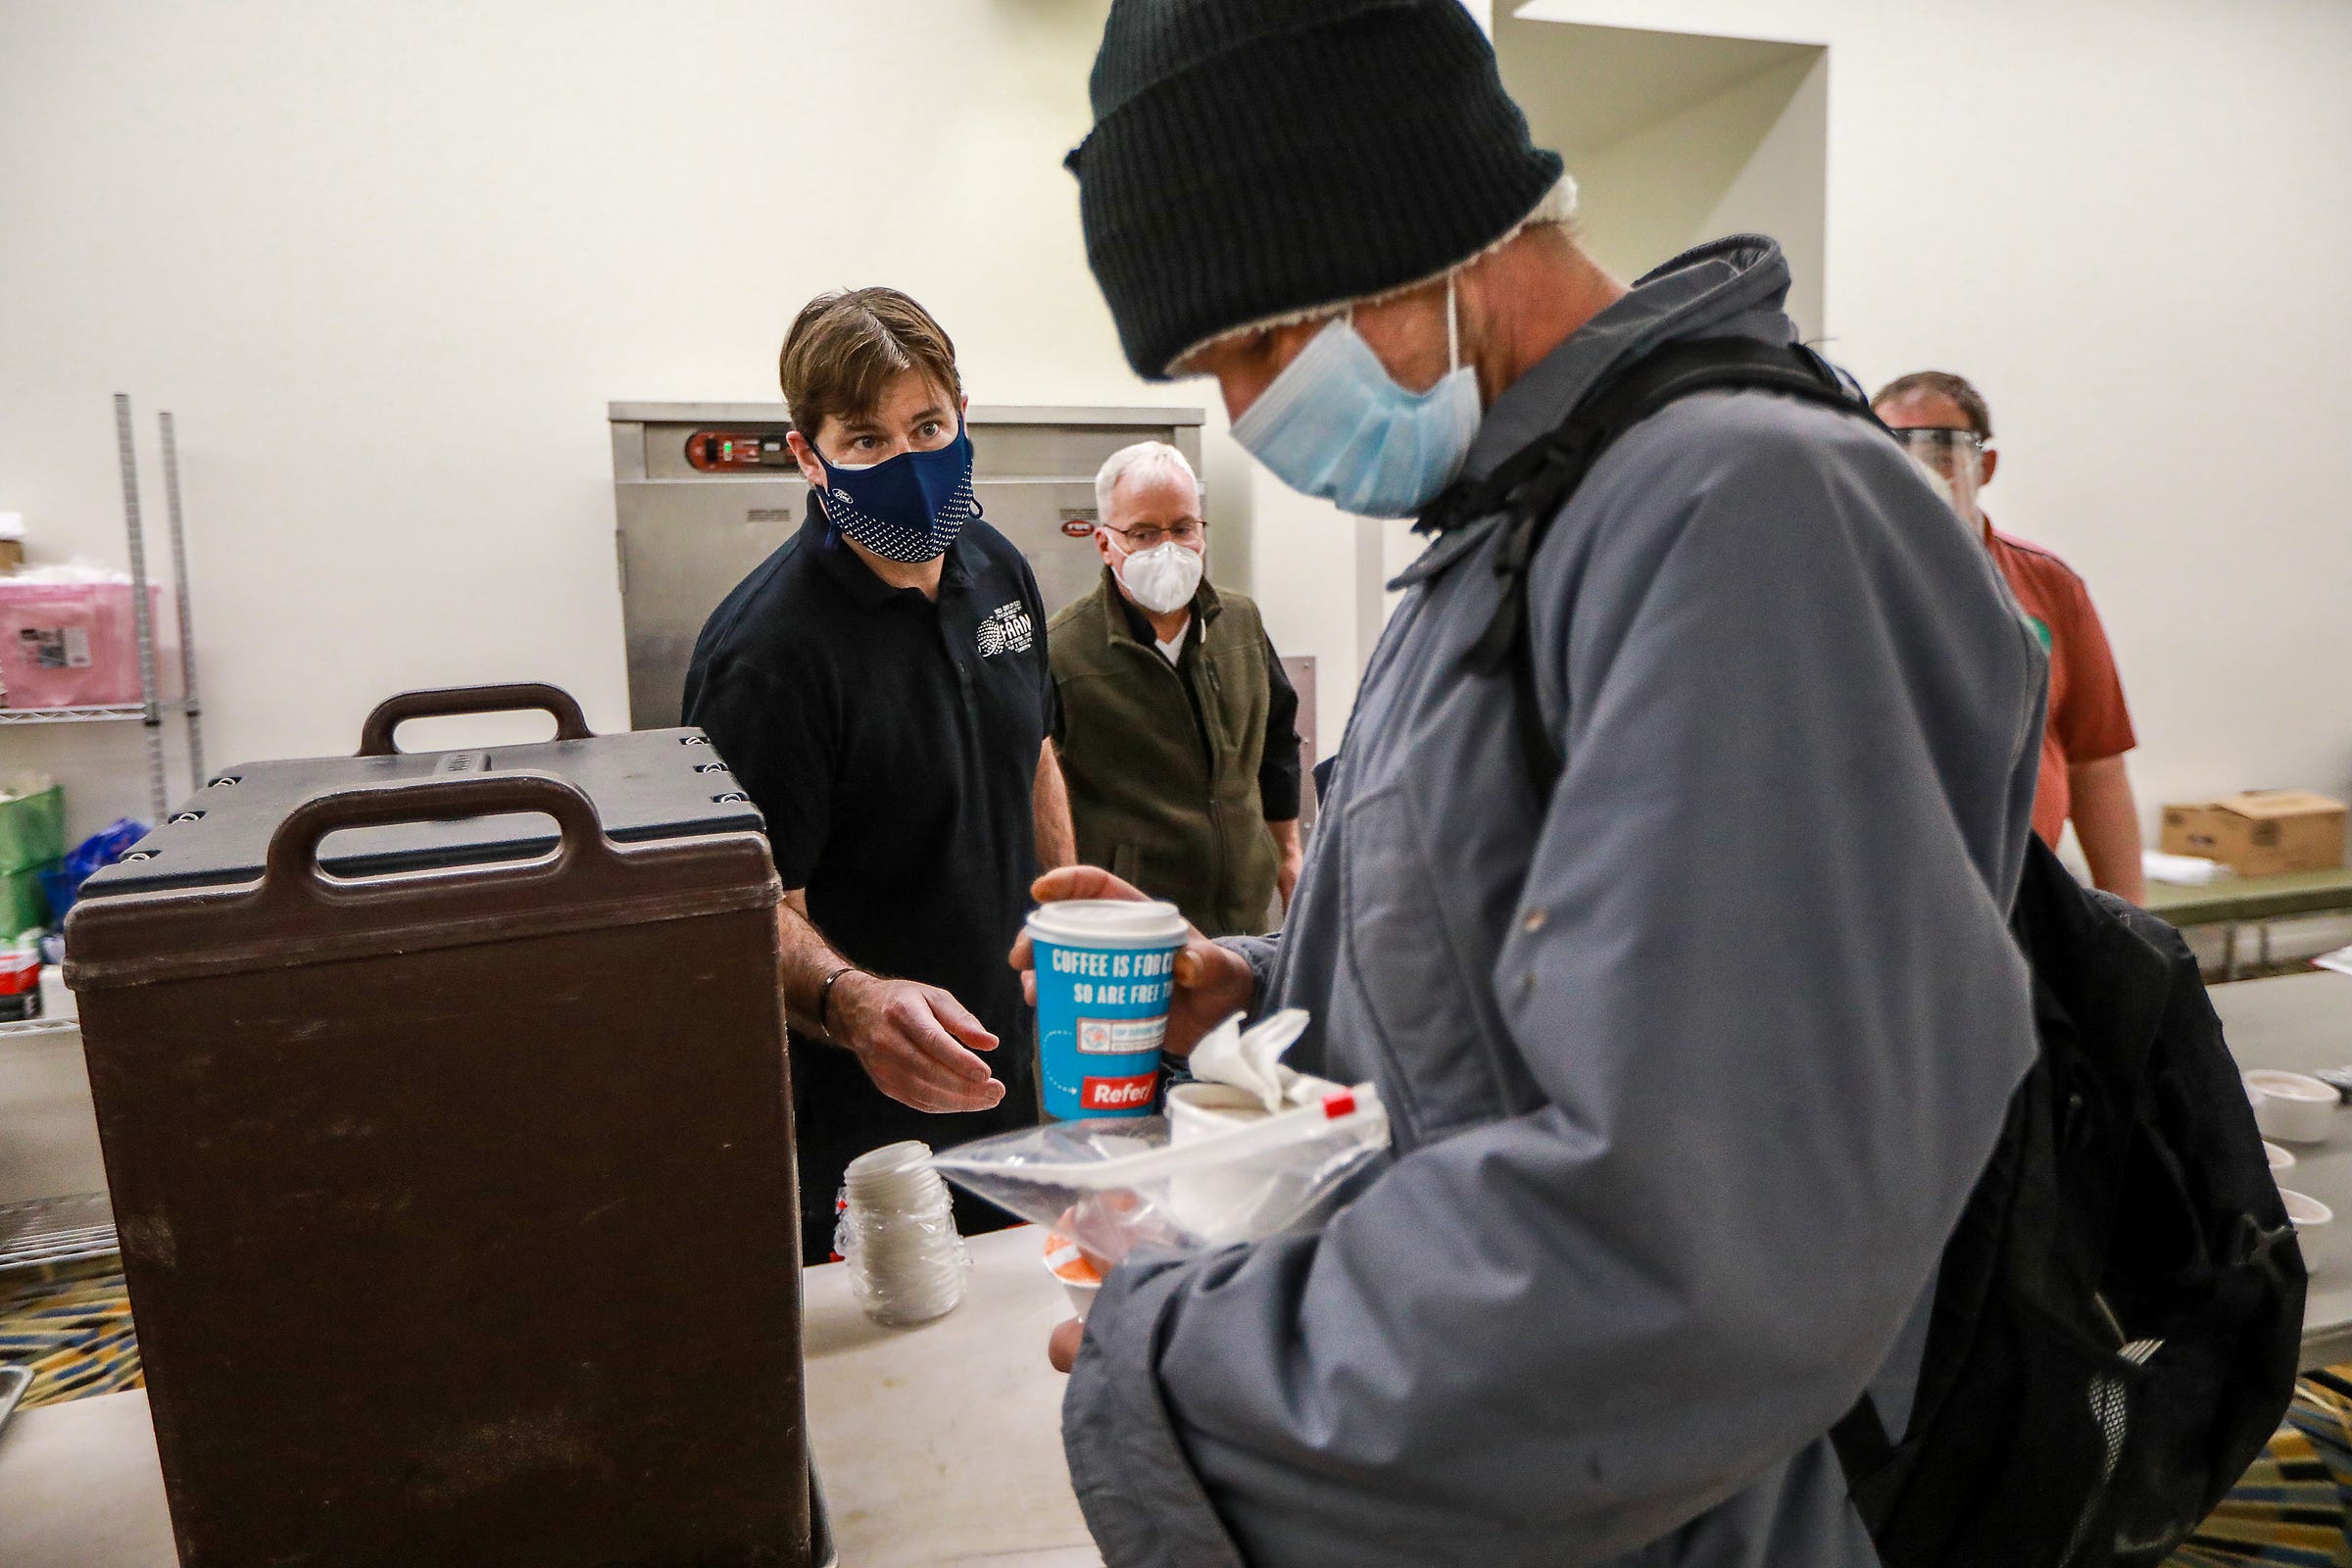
67, 772, 775, 986
356, 683, 595, 757
259, 772, 617, 907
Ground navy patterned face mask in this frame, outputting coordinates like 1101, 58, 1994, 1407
807, 427, 979, 563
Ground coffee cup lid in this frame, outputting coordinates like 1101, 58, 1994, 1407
1025, 899, 1188, 949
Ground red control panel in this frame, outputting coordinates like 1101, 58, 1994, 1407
684, 430, 798, 472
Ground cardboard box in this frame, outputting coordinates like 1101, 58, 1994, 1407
2160, 791, 2348, 878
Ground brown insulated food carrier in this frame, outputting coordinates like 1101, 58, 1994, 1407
66, 684, 815, 1567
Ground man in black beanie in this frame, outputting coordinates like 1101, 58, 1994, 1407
1016, 4, 2047, 1566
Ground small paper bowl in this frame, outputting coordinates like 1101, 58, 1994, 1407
2245, 1070, 2339, 1146
1044, 1230, 1103, 1321
2267, 1141, 2297, 1179
2281, 1189, 2338, 1275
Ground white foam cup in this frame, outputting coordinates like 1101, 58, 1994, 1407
1163, 1082, 1278, 1239
2281, 1188, 2338, 1275
2245, 1070, 2339, 1145
1167, 1081, 1273, 1140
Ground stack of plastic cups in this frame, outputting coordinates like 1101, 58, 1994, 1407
838, 1141, 966, 1327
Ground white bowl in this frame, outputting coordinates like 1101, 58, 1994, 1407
2245, 1070, 2340, 1145
2281, 1188, 2338, 1275
2267, 1141, 2297, 1180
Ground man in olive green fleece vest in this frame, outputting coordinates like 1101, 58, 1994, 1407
1049, 442, 1304, 938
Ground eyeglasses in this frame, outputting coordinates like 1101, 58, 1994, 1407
1102, 518, 1207, 551
1888, 425, 1989, 474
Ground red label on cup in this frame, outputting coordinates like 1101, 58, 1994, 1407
1081, 1073, 1158, 1111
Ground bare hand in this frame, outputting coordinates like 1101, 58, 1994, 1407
1049, 1316, 1086, 1373
830, 974, 1005, 1113
1007, 866, 1255, 1057
1276, 848, 1303, 911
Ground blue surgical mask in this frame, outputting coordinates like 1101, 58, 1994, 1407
807, 426, 980, 563
1229, 273, 1482, 519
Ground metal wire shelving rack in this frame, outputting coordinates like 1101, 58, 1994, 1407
0, 394, 205, 821
0, 1191, 117, 1278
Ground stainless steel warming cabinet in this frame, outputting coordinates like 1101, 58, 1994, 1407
609, 403, 1209, 732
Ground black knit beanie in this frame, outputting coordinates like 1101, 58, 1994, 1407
1066, 0, 1565, 380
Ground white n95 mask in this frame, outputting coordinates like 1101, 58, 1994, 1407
1115, 539, 1204, 614
1229, 272, 1481, 519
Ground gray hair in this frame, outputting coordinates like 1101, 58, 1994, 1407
1094, 440, 1199, 523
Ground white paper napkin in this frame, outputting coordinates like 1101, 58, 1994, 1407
1187, 1009, 1334, 1111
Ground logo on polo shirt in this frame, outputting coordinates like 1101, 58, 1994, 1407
977, 601, 1035, 659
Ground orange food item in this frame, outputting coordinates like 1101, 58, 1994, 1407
1044, 1230, 1103, 1286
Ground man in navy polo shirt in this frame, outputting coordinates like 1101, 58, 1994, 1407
684, 286, 1074, 1260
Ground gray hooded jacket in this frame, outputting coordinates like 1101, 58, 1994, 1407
1063, 237, 2048, 1568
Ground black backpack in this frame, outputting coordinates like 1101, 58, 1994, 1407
1418, 335, 2306, 1567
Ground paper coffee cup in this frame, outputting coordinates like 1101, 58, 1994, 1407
2282, 1188, 2337, 1276
1028, 901, 1187, 1120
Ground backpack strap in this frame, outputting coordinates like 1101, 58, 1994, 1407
1426, 335, 1913, 1506
1418, 336, 1877, 798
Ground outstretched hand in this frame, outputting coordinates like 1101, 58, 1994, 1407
828, 973, 1005, 1113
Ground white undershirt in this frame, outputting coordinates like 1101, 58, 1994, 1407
1153, 616, 1192, 665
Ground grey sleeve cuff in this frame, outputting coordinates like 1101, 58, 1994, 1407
1215, 934, 1281, 1018
1062, 1252, 1245, 1568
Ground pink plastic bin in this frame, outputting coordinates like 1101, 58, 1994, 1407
0, 582, 168, 710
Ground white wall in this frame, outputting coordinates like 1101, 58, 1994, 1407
0, 0, 1366, 838
8, 0, 2351, 844
1497, 21, 1827, 339
1513, 0, 2352, 832
1569, 52, 1828, 340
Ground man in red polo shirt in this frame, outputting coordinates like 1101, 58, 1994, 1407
1875, 369, 2145, 902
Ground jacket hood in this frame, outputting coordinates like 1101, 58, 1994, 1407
1396, 234, 1799, 589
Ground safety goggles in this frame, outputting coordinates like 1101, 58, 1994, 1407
1888, 425, 1989, 475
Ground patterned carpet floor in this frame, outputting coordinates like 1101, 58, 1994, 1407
0, 1258, 143, 1410
2170, 1371, 2352, 1567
